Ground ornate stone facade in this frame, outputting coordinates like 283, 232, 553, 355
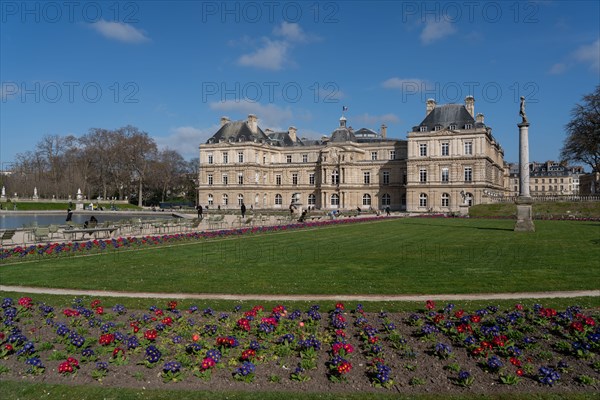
198, 98, 507, 212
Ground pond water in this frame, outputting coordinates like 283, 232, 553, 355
0, 213, 174, 229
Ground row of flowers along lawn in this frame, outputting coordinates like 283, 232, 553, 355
0, 296, 598, 391
0, 216, 388, 263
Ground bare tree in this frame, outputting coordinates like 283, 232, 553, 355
118, 126, 158, 207
561, 86, 600, 174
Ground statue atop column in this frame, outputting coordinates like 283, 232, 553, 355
519, 96, 528, 124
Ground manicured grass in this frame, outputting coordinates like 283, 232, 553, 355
1, 381, 597, 400
469, 202, 600, 218
1, 218, 598, 295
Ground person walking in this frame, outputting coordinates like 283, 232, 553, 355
241, 202, 246, 218
66, 208, 73, 222
196, 204, 203, 219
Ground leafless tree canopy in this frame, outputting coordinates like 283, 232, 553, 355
561, 86, 600, 174
2, 127, 198, 206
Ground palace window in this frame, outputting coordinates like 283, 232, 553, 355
302, 154, 308, 163
238, 152, 244, 163
441, 168, 449, 182
207, 154, 213, 164
419, 143, 428, 156
275, 194, 282, 205
441, 142, 449, 156
381, 193, 391, 206
222, 194, 228, 205
464, 167, 473, 182
371, 151, 378, 161
331, 194, 339, 206
419, 193, 428, 207
363, 171, 370, 184
238, 173, 244, 185
238, 194, 244, 205
275, 174, 282, 185
420, 126, 427, 132
286, 155, 292, 163
382, 171, 390, 185
207, 194, 213, 206
419, 168, 427, 183
441, 193, 450, 207
207, 174, 213, 186
464, 142, 473, 155
222, 174, 228, 185
309, 173, 315, 185
332, 170, 340, 185
308, 194, 316, 205
222, 152, 229, 164
362, 194, 371, 206
389, 150, 396, 160
292, 173, 298, 185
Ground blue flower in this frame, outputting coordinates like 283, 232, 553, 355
163, 361, 182, 373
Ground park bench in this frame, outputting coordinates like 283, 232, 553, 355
63, 227, 118, 241
0, 229, 17, 246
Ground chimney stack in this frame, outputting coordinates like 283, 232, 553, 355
465, 96, 475, 117
426, 99, 436, 116
220, 116, 230, 126
476, 113, 484, 124
380, 124, 387, 139
288, 126, 297, 142
247, 114, 258, 134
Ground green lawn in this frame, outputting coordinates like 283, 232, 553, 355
469, 202, 600, 218
1, 218, 598, 295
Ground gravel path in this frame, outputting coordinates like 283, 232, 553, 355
1, 285, 598, 302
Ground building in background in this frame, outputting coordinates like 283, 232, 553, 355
507, 161, 585, 196
198, 97, 507, 213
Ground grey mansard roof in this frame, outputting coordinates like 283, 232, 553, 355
414, 104, 485, 131
330, 127, 356, 142
267, 131, 304, 147
207, 121, 270, 143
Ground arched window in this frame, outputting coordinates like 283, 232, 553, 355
238, 194, 244, 205
362, 194, 371, 206
331, 193, 339, 206
307, 194, 316, 205
441, 193, 450, 207
381, 193, 391, 206
207, 194, 213, 206
419, 193, 428, 207
275, 194, 282, 205
222, 194, 228, 205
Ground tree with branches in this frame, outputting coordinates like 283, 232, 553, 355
561, 86, 600, 175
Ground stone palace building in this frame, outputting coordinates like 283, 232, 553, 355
197, 97, 507, 212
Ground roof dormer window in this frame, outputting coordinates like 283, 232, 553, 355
464, 124, 472, 130
434, 125, 442, 131
420, 126, 427, 132
449, 124, 457, 130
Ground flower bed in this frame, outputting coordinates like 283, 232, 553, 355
0, 297, 598, 395
0, 216, 388, 263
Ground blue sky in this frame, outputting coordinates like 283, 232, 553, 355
1, 1, 599, 169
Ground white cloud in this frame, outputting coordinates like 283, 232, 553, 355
548, 62, 567, 75
273, 22, 319, 43
89, 20, 149, 43
237, 22, 317, 70
352, 113, 401, 126
573, 38, 600, 71
382, 77, 429, 91
209, 100, 294, 129
238, 39, 289, 70
548, 39, 600, 74
155, 125, 219, 159
420, 19, 456, 45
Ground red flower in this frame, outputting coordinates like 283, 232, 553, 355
241, 349, 256, 360
516, 368, 524, 376
112, 348, 125, 358
167, 301, 178, 310
454, 309, 465, 318
237, 318, 251, 331
335, 302, 345, 310
99, 333, 115, 346
510, 357, 522, 367
335, 329, 346, 337
18, 297, 33, 308
425, 300, 436, 310
584, 317, 595, 326
368, 336, 379, 344
162, 317, 173, 326
433, 314, 444, 324
570, 321, 584, 332
470, 315, 481, 323
337, 361, 352, 374
154, 309, 164, 316
515, 304, 523, 311
201, 357, 215, 370
90, 299, 101, 308
144, 329, 158, 341
95, 306, 104, 315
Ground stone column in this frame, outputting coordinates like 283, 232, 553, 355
514, 122, 535, 232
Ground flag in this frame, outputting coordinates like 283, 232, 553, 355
342, 106, 348, 111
